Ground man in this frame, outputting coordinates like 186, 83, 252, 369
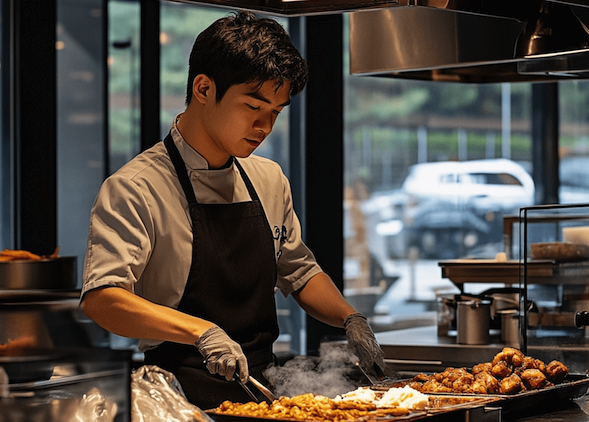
81, 10, 384, 409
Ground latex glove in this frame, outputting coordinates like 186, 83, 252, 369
194, 325, 249, 383
344, 312, 386, 376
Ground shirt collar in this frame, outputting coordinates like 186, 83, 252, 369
170, 113, 233, 171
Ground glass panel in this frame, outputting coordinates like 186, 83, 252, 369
57, 0, 106, 286
109, 0, 140, 173
342, 14, 533, 333
0, 0, 7, 249
559, 80, 589, 205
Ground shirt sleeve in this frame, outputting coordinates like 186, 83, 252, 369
275, 170, 323, 297
81, 174, 154, 299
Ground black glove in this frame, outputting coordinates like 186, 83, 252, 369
344, 312, 386, 375
194, 325, 248, 383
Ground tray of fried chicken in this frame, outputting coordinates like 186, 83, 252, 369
385, 347, 588, 414
209, 383, 498, 422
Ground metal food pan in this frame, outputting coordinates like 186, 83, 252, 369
206, 395, 498, 422
0, 257, 77, 290
385, 374, 589, 416
479, 374, 589, 415
207, 412, 426, 422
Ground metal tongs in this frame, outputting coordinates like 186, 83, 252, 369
355, 361, 392, 385
234, 364, 277, 404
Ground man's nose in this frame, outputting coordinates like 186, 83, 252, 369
254, 112, 275, 135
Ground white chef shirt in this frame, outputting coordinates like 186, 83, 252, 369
81, 115, 323, 351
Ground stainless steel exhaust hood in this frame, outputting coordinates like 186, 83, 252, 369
169, 0, 402, 16
349, 2, 589, 83
176, 0, 589, 82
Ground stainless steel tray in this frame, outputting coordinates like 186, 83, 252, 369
207, 395, 499, 422
379, 374, 589, 416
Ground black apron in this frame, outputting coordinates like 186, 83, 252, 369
144, 133, 279, 409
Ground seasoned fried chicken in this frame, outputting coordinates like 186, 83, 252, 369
472, 362, 492, 375
545, 360, 569, 384
475, 371, 500, 394
499, 373, 526, 394
491, 360, 512, 378
492, 347, 525, 367
520, 369, 549, 390
390, 349, 569, 396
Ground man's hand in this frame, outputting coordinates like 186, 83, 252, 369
344, 313, 386, 376
195, 325, 249, 383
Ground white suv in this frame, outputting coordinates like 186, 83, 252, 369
402, 159, 535, 258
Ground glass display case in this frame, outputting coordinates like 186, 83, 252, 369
517, 204, 589, 358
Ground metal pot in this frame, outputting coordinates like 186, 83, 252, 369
456, 299, 492, 345
481, 287, 520, 319
0, 257, 77, 290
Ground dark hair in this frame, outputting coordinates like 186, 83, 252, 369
185, 11, 309, 105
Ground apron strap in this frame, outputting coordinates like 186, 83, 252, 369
165, 131, 261, 204
235, 159, 260, 202
164, 132, 198, 205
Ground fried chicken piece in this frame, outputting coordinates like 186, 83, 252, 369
492, 347, 525, 367
491, 360, 512, 379
475, 371, 500, 394
472, 362, 492, 375
406, 381, 426, 391
421, 379, 452, 393
466, 379, 488, 394
435, 367, 470, 383
412, 373, 431, 382
391, 380, 427, 391
545, 360, 569, 384
521, 357, 546, 372
440, 369, 473, 391
514, 357, 546, 376
520, 369, 548, 390
499, 373, 526, 394
451, 376, 474, 393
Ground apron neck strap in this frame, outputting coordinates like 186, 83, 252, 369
164, 132, 198, 205
164, 132, 260, 204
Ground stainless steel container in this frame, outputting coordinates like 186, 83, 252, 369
456, 300, 491, 345
498, 309, 520, 346
0, 257, 77, 290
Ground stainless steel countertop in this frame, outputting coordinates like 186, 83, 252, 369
376, 325, 589, 374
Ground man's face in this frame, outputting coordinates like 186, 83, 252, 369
200, 79, 291, 167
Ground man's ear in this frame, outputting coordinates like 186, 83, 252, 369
192, 74, 213, 104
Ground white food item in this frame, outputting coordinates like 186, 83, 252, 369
334, 387, 377, 403
334, 385, 428, 410
376, 385, 428, 410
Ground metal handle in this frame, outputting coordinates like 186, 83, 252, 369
235, 376, 259, 403
248, 375, 277, 402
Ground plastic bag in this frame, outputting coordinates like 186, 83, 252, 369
131, 365, 214, 422
75, 388, 117, 422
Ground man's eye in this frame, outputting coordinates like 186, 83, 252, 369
246, 104, 260, 111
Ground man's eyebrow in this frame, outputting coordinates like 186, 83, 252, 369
246, 91, 291, 107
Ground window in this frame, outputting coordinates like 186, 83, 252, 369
342, 14, 535, 330
57, 0, 106, 284
0, 0, 7, 248
343, 12, 589, 334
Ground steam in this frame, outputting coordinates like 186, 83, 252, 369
264, 342, 359, 398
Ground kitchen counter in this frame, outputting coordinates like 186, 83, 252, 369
376, 325, 589, 374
